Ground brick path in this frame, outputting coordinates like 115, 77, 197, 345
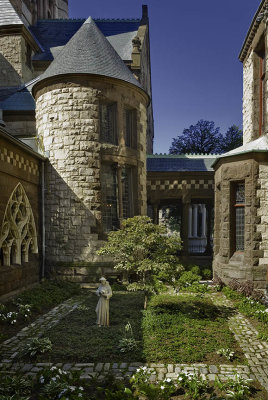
0, 292, 267, 392
213, 294, 268, 390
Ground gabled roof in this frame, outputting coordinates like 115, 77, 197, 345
0, 0, 24, 26
147, 154, 217, 172
34, 17, 142, 90
30, 19, 140, 62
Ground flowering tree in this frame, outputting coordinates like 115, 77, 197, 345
97, 216, 183, 308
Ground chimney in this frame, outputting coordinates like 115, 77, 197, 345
142, 5, 148, 22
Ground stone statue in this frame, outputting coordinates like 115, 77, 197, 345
95, 277, 112, 327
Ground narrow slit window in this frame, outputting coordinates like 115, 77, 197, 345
100, 103, 117, 145
234, 183, 245, 251
124, 108, 137, 149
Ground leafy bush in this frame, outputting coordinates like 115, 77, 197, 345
178, 271, 201, 288
0, 374, 33, 399
216, 348, 235, 361
36, 366, 85, 400
182, 282, 209, 293
20, 337, 52, 358
118, 321, 139, 353
98, 216, 183, 308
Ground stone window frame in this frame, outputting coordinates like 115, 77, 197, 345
230, 181, 245, 254
124, 107, 137, 149
99, 101, 118, 145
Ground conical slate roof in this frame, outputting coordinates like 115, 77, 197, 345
37, 17, 142, 89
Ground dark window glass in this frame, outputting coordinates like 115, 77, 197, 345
122, 166, 133, 219
100, 103, 117, 144
101, 164, 119, 232
124, 108, 137, 149
234, 183, 245, 251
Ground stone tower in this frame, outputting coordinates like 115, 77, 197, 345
32, 18, 149, 269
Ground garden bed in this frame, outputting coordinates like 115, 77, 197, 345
0, 280, 82, 344
25, 291, 245, 365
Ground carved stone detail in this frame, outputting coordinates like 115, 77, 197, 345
0, 183, 38, 266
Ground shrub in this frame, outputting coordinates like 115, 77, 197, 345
178, 271, 201, 288
98, 216, 183, 308
20, 337, 52, 358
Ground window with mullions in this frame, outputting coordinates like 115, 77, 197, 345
233, 183, 245, 252
99, 102, 117, 144
101, 164, 119, 233
121, 166, 133, 219
124, 108, 137, 149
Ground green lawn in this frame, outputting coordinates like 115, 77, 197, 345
29, 291, 245, 364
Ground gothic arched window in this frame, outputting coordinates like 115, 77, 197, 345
0, 183, 38, 266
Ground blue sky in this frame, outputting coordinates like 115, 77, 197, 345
69, 0, 260, 154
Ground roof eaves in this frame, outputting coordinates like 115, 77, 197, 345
212, 149, 268, 168
0, 125, 46, 160
239, 0, 267, 62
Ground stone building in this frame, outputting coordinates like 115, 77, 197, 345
147, 154, 216, 265
0, 0, 153, 295
213, 0, 268, 290
0, 123, 44, 297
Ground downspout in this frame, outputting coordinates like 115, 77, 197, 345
41, 160, 45, 279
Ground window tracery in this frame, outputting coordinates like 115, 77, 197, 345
0, 183, 38, 266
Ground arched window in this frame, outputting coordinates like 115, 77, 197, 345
0, 183, 38, 266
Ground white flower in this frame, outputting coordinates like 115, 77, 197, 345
178, 376, 183, 381
79, 386, 84, 391
160, 385, 165, 390
136, 368, 140, 373
141, 366, 147, 371
51, 366, 57, 371
52, 377, 57, 381
165, 378, 171, 382
78, 395, 83, 398
40, 376, 44, 384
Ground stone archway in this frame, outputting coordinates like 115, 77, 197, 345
0, 183, 38, 266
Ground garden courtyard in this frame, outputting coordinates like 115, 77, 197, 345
0, 279, 268, 399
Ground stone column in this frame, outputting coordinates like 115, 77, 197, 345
201, 204, 207, 238
182, 197, 190, 255
188, 205, 192, 238
152, 202, 159, 224
204, 203, 213, 255
193, 204, 198, 238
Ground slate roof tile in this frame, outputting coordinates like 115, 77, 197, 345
35, 17, 142, 89
30, 19, 139, 61
0, 0, 24, 26
147, 155, 217, 172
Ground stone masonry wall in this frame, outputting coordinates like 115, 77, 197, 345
0, 133, 41, 297
35, 77, 148, 265
242, 51, 259, 144
36, 84, 101, 264
256, 162, 268, 285
0, 35, 33, 86
213, 156, 267, 289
